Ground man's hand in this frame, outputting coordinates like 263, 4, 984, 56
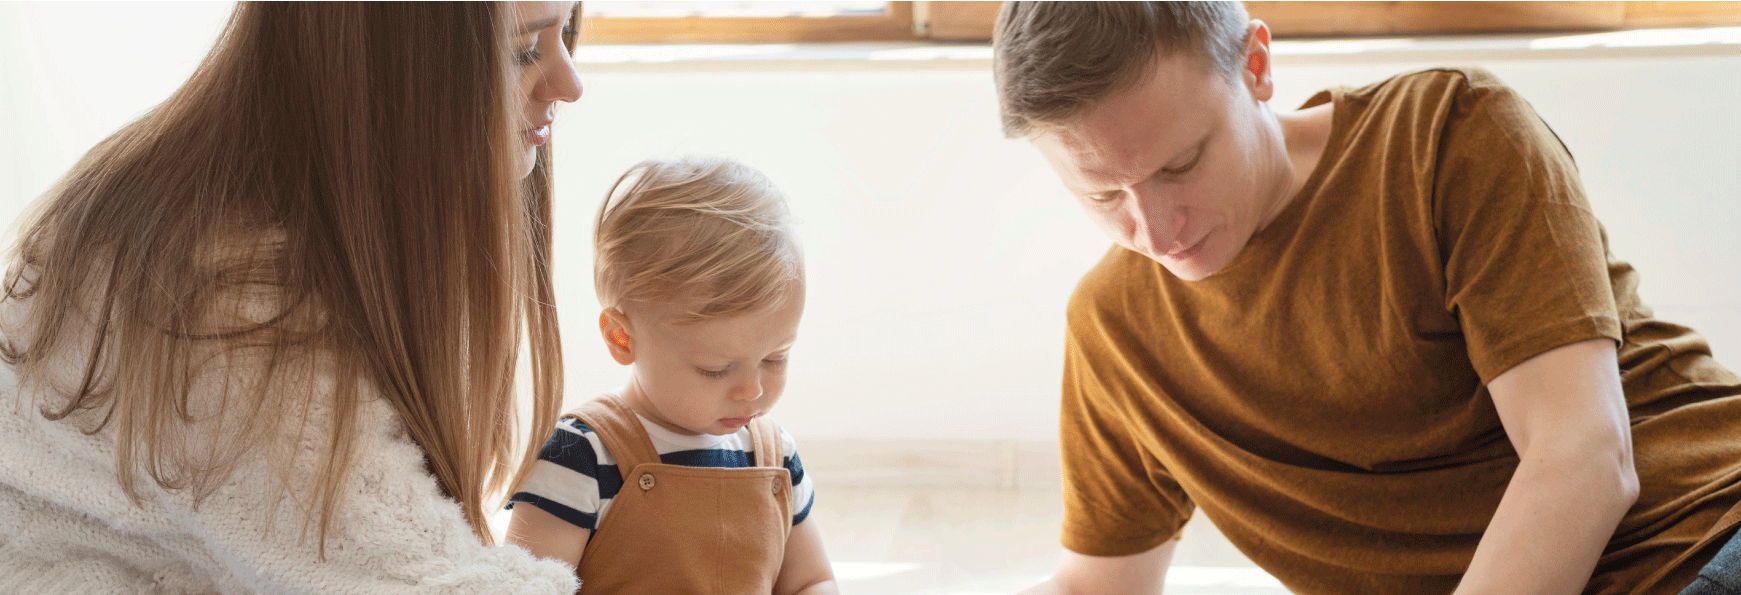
1017, 540, 1176, 595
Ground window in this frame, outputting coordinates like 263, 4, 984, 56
578, 1, 1741, 44
580, 1, 921, 43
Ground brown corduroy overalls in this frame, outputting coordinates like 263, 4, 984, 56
567, 395, 792, 594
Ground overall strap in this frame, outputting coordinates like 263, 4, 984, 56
564, 394, 662, 482
748, 416, 784, 469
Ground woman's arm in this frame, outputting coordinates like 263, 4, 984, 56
1454, 338, 1639, 595
774, 518, 839, 595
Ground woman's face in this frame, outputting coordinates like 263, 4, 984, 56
512, 1, 583, 178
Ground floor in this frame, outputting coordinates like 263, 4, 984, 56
813, 485, 1286, 595
490, 482, 1286, 593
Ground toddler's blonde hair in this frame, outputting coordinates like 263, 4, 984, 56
594, 156, 802, 324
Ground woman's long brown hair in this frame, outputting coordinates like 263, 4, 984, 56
1, 2, 576, 549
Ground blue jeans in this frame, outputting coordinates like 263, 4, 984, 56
1683, 527, 1741, 595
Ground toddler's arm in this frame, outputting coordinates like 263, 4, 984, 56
774, 518, 839, 595
507, 504, 591, 592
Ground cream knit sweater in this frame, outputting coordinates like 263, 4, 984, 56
0, 300, 579, 594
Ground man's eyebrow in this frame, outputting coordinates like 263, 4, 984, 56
519, 17, 560, 35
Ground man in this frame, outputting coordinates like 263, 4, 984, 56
994, 2, 1741, 594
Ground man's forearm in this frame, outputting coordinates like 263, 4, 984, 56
1018, 542, 1176, 595
1453, 449, 1638, 595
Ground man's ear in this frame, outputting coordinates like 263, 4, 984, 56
1243, 19, 1275, 102
600, 308, 635, 365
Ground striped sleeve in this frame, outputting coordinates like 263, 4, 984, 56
507, 418, 622, 531
780, 426, 816, 526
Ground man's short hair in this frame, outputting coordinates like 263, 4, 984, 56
994, 1, 1251, 138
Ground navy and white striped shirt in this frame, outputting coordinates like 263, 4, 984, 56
508, 414, 815, 531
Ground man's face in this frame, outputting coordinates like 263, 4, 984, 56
1032, 52, 1291, 282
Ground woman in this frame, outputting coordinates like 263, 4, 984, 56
0, 2, 584, 593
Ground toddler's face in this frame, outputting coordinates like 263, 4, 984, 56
618, 290, 804, 436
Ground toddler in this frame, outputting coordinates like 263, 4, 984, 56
506, 156, 837, 595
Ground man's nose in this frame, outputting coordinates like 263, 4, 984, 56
1125, 188, 1180, 256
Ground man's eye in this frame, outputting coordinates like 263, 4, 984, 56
1161, 150, 1204, 177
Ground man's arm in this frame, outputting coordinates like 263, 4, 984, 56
1017, 540, 1176, 595
1454, 338, 1639, 594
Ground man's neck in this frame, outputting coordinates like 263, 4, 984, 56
1275, 101, 1337, 203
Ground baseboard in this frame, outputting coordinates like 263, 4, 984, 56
800, 439, 1062, 490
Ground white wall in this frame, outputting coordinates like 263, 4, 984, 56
549, 66, 1108, 442
4, 3, 1739, 445
559, 47, 1741, 443
0, 2, 234, 231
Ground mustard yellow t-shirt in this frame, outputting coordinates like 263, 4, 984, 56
1060, 67, 1741, 593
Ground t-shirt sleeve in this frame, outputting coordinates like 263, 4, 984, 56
507, 418, 613, 532
779, 426, 816, 526
1058, 269, 1196, 557
1434, 72, 1622, 383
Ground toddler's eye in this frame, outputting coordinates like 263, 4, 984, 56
697, 367, 730, 379
762, 358, 788, 368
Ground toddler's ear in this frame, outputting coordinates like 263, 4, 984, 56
599, 309, 635, 365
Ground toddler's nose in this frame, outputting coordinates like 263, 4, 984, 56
731, 377, 763, 402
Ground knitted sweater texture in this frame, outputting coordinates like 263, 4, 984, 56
0, 300, 578, 595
